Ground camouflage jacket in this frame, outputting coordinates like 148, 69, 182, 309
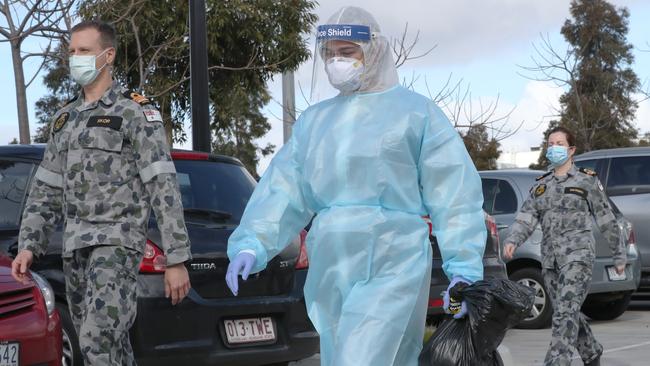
18, 81, 191, 266
505, 164, 626, 269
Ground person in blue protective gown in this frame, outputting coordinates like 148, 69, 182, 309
225, 6, 486, 366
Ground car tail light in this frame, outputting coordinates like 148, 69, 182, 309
486, 215, 498, 240
139, 240, 167, 273
628, 227, 636, 246
295, 230, 309, 270
485, 214, 500, 254
428, 298, 444, 308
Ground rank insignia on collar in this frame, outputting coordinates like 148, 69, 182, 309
534, 184, 547, 197
53, 112, 69, 133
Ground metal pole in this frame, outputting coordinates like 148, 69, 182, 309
189, 0, 211, 153
282, 71, 296, 143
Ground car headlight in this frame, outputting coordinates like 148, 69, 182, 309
31, 272, 55, 315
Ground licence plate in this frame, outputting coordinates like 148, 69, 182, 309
0, 342, 19, 366
606, 266, 627, 281
223, 317, 276, 344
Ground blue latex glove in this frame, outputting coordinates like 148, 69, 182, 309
225, 252, 256, 296
443, 276, 471, 319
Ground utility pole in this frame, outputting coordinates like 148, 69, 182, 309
189, 0, 211, 153
282, 71, 296, 143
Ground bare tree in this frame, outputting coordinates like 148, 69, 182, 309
518, 34, 587, 132
424, 77, 519, 141
0, 0, 73, 144
393, 25, 520, 142
520, 32, 640, 151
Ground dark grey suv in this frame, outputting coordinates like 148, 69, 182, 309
574, 147, 650, 291
480, 169, 641, 329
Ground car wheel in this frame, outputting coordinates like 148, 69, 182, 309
510, 268, 552, 329
56, 303, 83, 366
582, 291, 632, 321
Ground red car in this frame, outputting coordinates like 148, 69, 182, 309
0, 255, 62, 366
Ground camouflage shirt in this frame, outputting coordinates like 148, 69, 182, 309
18, 81, 191, 266
505, 164, 626, 269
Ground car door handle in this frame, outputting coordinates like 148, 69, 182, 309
497, 224, 509, 230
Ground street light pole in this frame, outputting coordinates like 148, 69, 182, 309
282, 71, 296, 143
189, 0, 211, 153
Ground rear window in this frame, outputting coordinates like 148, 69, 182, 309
0, 160, 34, 228
481, 178, 518, 215
606, 156, 650, 196
574, 159, 598, 171
173, 160, 256, 223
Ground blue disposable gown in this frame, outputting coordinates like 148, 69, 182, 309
228, 85, 486, 366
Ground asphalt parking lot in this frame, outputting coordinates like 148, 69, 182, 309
292, 293, 650, 366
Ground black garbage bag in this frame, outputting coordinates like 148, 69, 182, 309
419, 278, 535, 366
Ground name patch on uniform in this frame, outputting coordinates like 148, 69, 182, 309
534, 184, 546, 197
143, 109, 162, 123
53, 112, 69, 133
87, 116, 123, 131
564, 187, 588, 199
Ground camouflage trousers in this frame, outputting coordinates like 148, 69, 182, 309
543, 262, 603, 366
63, 245, 143, 366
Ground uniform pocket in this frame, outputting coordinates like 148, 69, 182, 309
79, 127, 124, 152
563, 247, 595, 266
78, 128, 125, 183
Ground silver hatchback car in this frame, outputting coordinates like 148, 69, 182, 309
479, 169, 641, 329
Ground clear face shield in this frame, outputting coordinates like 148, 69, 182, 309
310, 24, 372, 102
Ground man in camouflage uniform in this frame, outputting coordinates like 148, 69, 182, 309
11, 20, 191, 365
504, 128, 626, 366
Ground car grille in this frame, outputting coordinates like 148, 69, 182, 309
0, 285, 36, 317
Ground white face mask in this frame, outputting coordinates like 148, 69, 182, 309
325, 56, 364, 92
69, 48, 110, 86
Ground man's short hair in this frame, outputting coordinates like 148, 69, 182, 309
70, 20, 116, 49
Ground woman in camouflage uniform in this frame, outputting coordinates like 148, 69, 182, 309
503, 126, 626, 366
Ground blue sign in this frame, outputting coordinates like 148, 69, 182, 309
316, 24, 371, 41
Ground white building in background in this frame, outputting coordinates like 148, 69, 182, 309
497, 147, 542, 169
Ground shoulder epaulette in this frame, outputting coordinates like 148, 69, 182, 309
535, 171, 552, 181
579, 167, 597, 176
62, 95, 78, 107
123, 91, 151, 106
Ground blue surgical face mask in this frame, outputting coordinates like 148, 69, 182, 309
546, 145, 570, 167
69, 48, 110, 86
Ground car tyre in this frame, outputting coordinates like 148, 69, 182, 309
56, 302, 83, 366
582, 291, 632, 321
510, 267, 552, 329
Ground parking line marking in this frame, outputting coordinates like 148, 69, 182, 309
603, 340, 650, 354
